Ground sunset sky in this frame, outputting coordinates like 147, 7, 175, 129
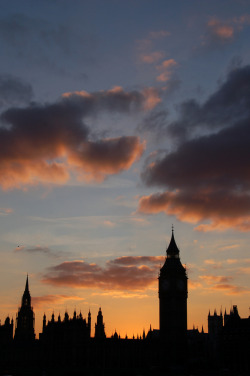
0, 0, 250, 338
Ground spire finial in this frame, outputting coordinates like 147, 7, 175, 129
25, 274, 29, 291
166, 227, 179, 258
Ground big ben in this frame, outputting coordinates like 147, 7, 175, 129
159, 229, 188, 363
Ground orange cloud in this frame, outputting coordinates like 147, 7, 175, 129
196, 273, 249, 295
199, 275, 232, 285
207, 18, 234, 40
203, 15, 250, 46
0, 87, 154, 190
140, 51, 165, 64
42, 256, 163, 291
138, 190, 250, 232
142, 87, 161, 110
238, 267, 250, 274
156, 59, 177, 82
0, 207, 13, 215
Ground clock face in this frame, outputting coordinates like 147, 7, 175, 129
177, 280, 185, 291
161, 280, 170, 291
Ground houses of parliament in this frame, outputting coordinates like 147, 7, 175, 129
0, 231, 249, 375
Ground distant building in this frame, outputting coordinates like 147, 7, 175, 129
14, 275, 35, 342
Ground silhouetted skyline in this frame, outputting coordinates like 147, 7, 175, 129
0, 0, 250, 339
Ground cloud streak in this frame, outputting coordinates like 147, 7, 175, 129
32, 294, 85, 309
42, 256, 164, 291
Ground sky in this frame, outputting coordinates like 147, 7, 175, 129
0, 0, 250, 338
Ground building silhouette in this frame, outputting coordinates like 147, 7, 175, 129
0, 231, 249, 375
158, 229, 188, 366
95, 307, 106, 338
14, 274, 35, 342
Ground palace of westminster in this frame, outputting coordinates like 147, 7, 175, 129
0, 231, 249, 375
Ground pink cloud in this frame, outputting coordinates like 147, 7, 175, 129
140, 51, 165, 64
156, 59, 177, 82
32, 294, 85, 309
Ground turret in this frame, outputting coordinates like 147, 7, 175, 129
43, 313, 46, 331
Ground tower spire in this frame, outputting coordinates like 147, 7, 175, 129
166, 227, 180, 258
25, 274, 29, 292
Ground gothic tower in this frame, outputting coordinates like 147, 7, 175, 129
158, 230, 188, 363
95, 307, 106, 338
14, 275, 35, 342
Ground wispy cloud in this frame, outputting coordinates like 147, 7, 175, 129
0, 207, 13, 215
136, 30, 177, 84
156, 59, 178, 82
140, 51, 165, 64
202, 14, 250, 47
198, 274, 249, 295
32, 294, 85, 309
14, 245, 61, 258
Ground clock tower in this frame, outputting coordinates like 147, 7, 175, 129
159, 229, 188, 362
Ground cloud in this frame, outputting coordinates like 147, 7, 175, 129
137, 110, 169, 140
136, 29, 170, 51
138, 65, 250, 231
212, 284, 247, 294
14, 245, 60, 257
42, 256, 164, 291
0, 207, 13, 215
139, 51, 165, 64
92, 291, 149, 299
0, 74, 33, 107
199, 275, 232, 285
219, 245, 240, 251
156, 59, 178, 83
110, 255, 165, 266
0, 86, 158, 190
202, 15, 250, 47
238, 266, 250, 274
205, 18, 234, 44
166, 65, 250, 142
32, 294, 85, 309
136, 30, 176, 82
69, 136, 145, 182
198, 274, 248, 295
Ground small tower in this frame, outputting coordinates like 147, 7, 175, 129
15, 275, 35, 342
88, 310, 91, 337
43, 313, 46, 331
158, 229, 188, 363
95, 307, 106, 338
